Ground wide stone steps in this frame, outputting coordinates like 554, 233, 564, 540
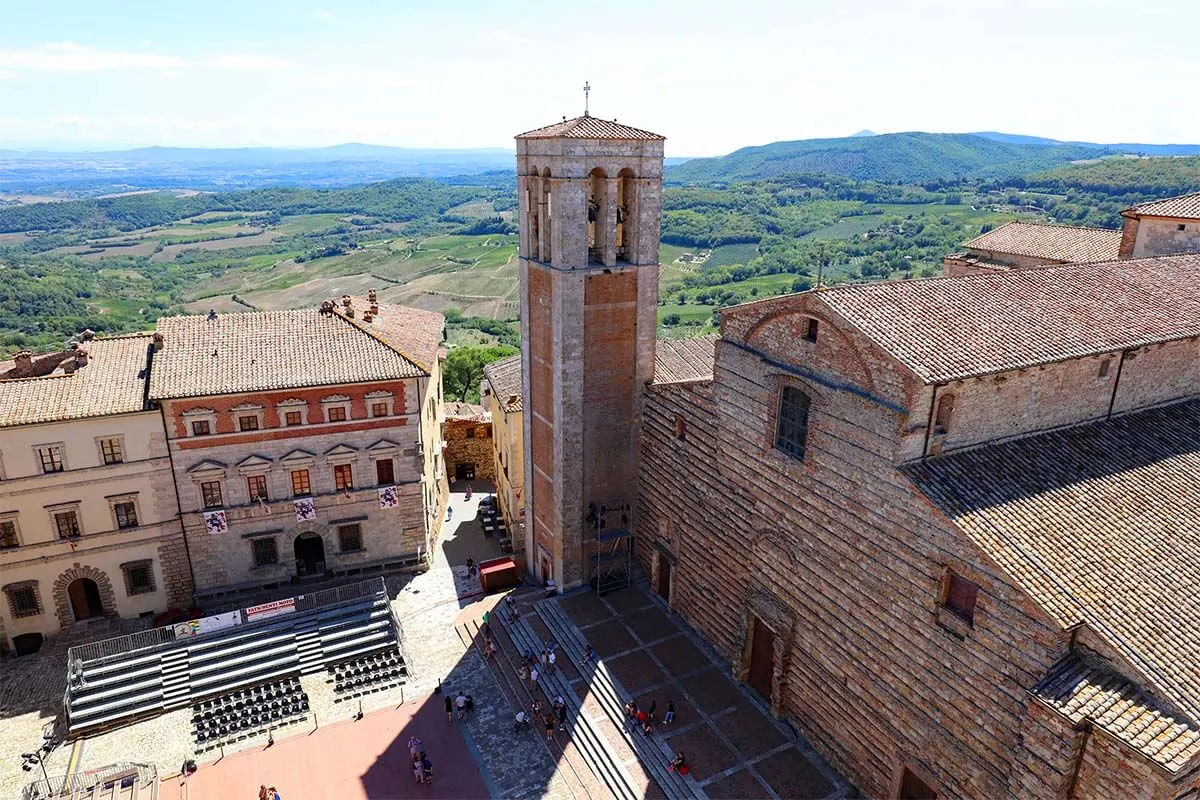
534, 598, 705, 800
498, 610, 641, 800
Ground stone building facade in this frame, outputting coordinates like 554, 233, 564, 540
636, 254, 1200, 798
482, 355, 524, 550
443, 402, 494, 482
1119, 191, 1200, 258
516, 114, 664, 589
148, 297, 446, 595
0, 334, 192, 655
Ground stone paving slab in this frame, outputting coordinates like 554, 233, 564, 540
704, 767, 770, 800
755, 746, 835, 799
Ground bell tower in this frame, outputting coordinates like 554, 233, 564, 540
515, 112, 665, 591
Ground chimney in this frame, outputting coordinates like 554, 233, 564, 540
80, 329, 96, 342
362, 310, 374, 323
63, 360, 76, 375
367, 288, 378, 304
153, 332, 164, 351
346, 306, 355, 318
75, 348, 89, 368
13, 350, 32, 376
320, 300, 335, 316
370, 302, 380, 316
341, 295, 352, 308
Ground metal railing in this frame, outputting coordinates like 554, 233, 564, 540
67, 578, 390, 668
20, 762, 157, 800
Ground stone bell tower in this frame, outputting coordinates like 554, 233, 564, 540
515, 112, 665, 591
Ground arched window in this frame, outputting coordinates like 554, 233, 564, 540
526, 167, 540, 261
775, 386, 811, 461
934, 393, 955, 435
541, 168, 553, 263
616, 168, 636, 262
588, 167, 608, 263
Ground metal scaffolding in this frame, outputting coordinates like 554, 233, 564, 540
586, 499, 632, 595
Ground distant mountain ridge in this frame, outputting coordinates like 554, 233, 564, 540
970, 132, 1200, 157
666, 132, 1111, 184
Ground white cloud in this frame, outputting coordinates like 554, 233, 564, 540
306, 9, 337, 21
0, 42, 290, 75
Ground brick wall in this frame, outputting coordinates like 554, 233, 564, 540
444, 418, 495, 480
638, 298, 1079, 798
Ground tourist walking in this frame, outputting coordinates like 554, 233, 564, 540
648, 699, 657, 722
548, 649, 557, 672
664, 700, 676, 724
554, 696, 567, 731
445, 694, 454, 725
529, 665, 540, 687
584, 643, 595, 662
421, 751, 434, 784
408, 735, 422, 759
413, 754, 424, 784
455, 691, 467, 719
544, 712, 556, 741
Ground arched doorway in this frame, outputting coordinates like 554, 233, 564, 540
67, 578, 104, 621
294, 533, 326, 577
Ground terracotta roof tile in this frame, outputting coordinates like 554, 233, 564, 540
1123, 191, 1200, 219
653, 336, 717, 384
149, 303, 442, 400
0, 335, 151, 427
445, 401, 488, 421
961, 221, 1120, 263
483, 355, 522, 413
904, 399, 1200, 727
516, 115, 664, 141
817, 254, 1200, 383
1034, 654, 1200, 773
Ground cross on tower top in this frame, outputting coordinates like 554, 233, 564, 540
583, 81, 591, 116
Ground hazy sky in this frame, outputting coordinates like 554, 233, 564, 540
1, 0, 1197, 155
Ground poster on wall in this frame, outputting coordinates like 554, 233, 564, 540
294, 498, 316, 522
173, 610, 242, 639
203, 510, 228, 534
245, 597, 296, 621
379, 486, 399, 509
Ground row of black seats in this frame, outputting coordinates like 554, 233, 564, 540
330, 651, 406, 694
191, 677, 308, 746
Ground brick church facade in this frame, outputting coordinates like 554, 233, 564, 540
513, 115, 1200, 797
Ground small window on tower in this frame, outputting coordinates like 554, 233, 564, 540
803, 318, 819, 343
1098, 358, 1112, 378
1178, 224, 1187, 232
941, 570, 979, 625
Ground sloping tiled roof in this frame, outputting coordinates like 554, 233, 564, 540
149, 304, 439, 400
0, 335, 151, 427
1123, 191, 1200, 219
335, 298, 444, 374
516, 115, 664, 141
653, 336, 717, 384
961, 221, 1120, 264
445, 401, 489, 421
817, 254, 1200, 383
483, 355, 522, 413
904, 399, 1200, 729
1034, 654, 1200, 773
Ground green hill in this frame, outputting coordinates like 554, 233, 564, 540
1024, 155, 1200, 197
667, 132, 1107, 185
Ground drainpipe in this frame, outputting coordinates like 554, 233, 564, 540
1064, 723, 1093, 800
1105, 350, 1130, 419
921, 383, 945, 459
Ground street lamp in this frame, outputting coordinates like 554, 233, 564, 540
20, 749, 51, 787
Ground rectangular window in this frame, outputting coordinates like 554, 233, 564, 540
943, 572, 979, 625
775, 386, 811, 461
113, 501, 138, 529
466, 427, 475, 439
1178, 223, 1187, 232
54, 510, 81, 539
337, 524, 363, 552
99, 437, 124, 465
252, 537, 278, 567
122, 562, 155, 596
201, 481, 223, 509
238, 415, 259, 432
334, 464, 354, 491
38, 445, 65, 473
328, 406, 347, 422
9, 586, 40, 618
375, 459, 395, 485
191, 420, 211, 436
803, 318, 819, 343
247, 475, 269, 501
0, 520, 18, 549
371, 402, 388, 418
674, 415, 687, 440
291, 469, 311, 497
284, 411, 302, 426
1098, 358, 1111, 378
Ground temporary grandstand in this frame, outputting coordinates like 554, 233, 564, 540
64, 578, 406, 738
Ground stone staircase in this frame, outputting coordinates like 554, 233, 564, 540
534, 598, 705, 800
496, 610, 643, 800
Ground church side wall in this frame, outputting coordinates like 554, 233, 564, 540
1132, 217, 1200, 258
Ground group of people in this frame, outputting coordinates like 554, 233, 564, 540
445, 690, 475, 723
624, 698, 677, 736
516, 695, 568, 740
257, 786, 281, 800
407, 735, 435, 785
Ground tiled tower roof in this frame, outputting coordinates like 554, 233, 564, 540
516, 114, 664, 141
